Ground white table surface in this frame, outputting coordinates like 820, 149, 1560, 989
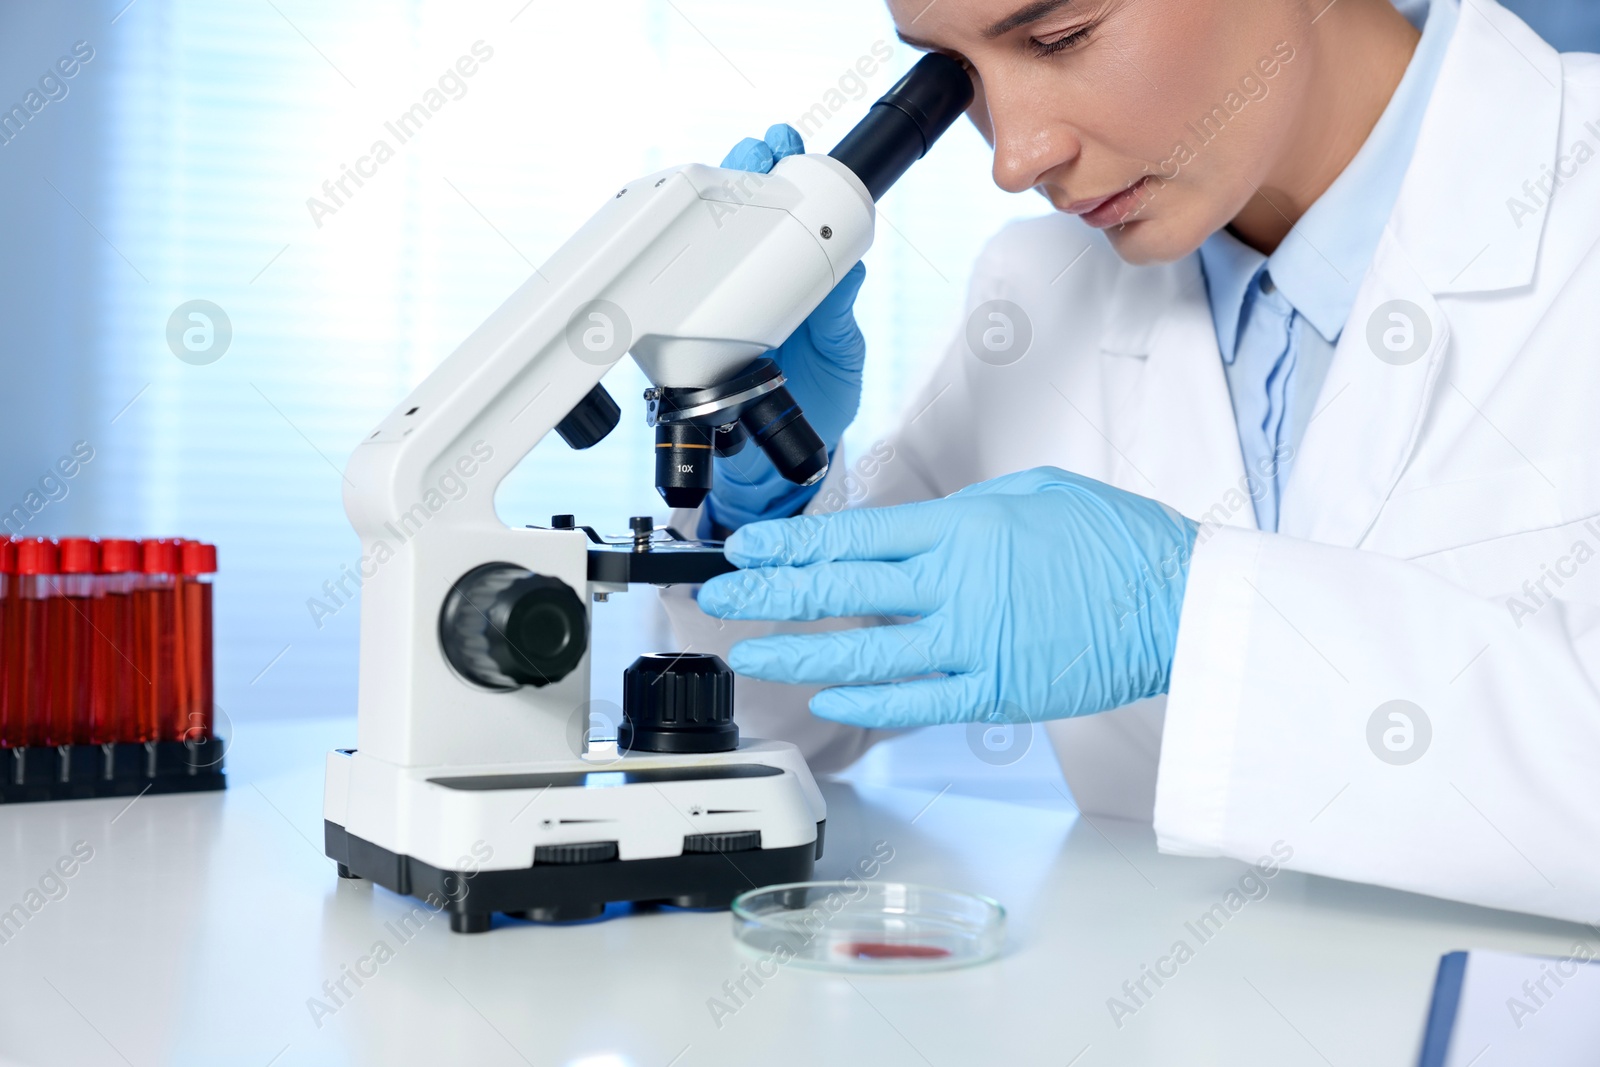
0, 717, 1587, 1067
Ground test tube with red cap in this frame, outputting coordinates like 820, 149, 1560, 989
16, 538, 59, 747
168, 538, 189, 743
135, 539, 180, 744
0, 538, 16, 747
54, 538, 98, 745
93, 539, 140, 744
178, 542, 216, 743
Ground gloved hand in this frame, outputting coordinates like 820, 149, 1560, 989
705, 123, 868, 532
696, 467, 1200, 728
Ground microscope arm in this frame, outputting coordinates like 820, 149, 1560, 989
342, 154, 874, 544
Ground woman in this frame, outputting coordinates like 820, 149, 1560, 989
665, 0, 1600, 925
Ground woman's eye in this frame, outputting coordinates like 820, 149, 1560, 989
1030, 25, 1093, 57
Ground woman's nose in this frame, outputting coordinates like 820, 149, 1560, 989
986, 80, 1080, 195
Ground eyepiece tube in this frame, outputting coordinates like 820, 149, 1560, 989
828, 52, 975, 201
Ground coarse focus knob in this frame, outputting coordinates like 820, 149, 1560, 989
555, 383, 621, 450
620, 653, 738, 753
440, 563, 587, 690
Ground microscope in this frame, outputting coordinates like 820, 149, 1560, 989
323, 55, 974, 932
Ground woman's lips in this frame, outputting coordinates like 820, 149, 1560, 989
1065, 176, 1153, 229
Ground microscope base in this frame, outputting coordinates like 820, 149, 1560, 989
322, 741, 826, 932
324, 818, 820, 932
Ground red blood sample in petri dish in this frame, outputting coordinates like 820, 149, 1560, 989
839, 942, 955, 961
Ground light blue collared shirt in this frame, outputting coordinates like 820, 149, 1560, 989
1198, 0, 1457, 532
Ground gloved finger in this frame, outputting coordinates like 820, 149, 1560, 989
725, 501, 950, 568
804, 262, 867, 363
719, 124, 806, 174
727, 620, 954, 684
697, 560, 928, 621
810, 673, 991, 728
763, 123, 805, 161
721, 136, 778, 174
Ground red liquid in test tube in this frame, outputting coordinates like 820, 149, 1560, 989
169, 538, 188, 742
55, 538, 98, 745
178, 542, 216, 742
16, 538, 59, 747
136, 540, 179, 743
0, 538, 15, 748
94, 539, 140, 745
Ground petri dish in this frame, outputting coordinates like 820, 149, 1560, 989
730, 881, 1005, 973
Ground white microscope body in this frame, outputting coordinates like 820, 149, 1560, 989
321, 55, 973, 931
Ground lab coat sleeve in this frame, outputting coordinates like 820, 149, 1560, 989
1155, 524, 1600, 923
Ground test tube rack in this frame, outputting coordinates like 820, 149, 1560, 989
3, 738, 224, 803
0, 536, 225, 805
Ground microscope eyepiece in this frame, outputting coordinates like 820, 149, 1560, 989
828, 52, 975, 202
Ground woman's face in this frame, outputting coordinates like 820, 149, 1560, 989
889, 0, 1318, 264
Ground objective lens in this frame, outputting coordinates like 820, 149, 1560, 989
648, 359, 828, 502
655, 422, 714, 509
712, 422, 747, 458
740, 385, 829, 488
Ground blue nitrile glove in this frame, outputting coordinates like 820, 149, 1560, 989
696, 467, 1200, 728
705, 123, 868, 532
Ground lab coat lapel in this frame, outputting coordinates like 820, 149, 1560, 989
1103, 257, 1256, 529
1277, 0, 1560, 546
1392, 0, 1560, 298
1278, 241, 1450, 546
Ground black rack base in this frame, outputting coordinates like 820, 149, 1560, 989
1, 741, 226, 804
325, 819, 821, 933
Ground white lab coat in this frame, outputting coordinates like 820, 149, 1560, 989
664, 0, 1600, 925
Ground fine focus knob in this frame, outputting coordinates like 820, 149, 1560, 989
440, 563, 587, 690
620, 653, 737, 753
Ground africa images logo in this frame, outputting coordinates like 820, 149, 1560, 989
1366, 700, 1431, 765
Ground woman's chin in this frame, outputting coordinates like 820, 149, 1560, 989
1098, 216, 1204, 267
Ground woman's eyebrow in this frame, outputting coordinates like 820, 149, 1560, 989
894, 28, 942, 52
982, 0, 1077, 39
894, 0, 1076, 52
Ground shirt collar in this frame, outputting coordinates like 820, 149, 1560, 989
1198, 228, 1264, 365
1199, 0, 1458, 356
